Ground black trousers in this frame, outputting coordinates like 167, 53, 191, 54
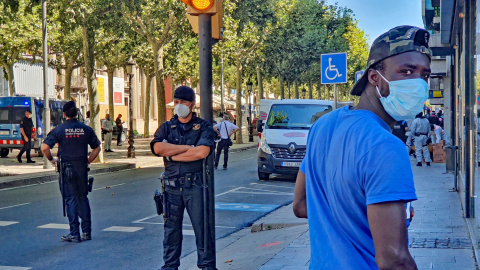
214, 139, 229, 168
60, 161, 91, 237
18, 136, 32, 161
117, 126, 123, 144
162, 184, 216, 270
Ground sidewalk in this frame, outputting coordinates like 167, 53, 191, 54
178, 159, 478, 270
0, 137, 257, 189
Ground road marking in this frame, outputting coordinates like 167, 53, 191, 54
0, 221, 19, 227
132, 214, 158, 224
0, 181, 56, 192
239, 187, 292, 194
183, 230, 195, 236
259, 241, 282, 247
37, 223, 69, 229
231, 191, 294, 196
93, 183, 126, 191
215, 187, 242, 197
102, 226, 143, 233
215, 202, 279, 212
0, 266, 32, 270
250, 183, 294, 189
132, 215, 236, 228
0, 203, 31, 210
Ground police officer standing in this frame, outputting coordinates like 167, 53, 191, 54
17, 109, 36, 163
103, 113, 114, 152
411, 112, 432, 166
151, 86, 216, 270
41, 101, 101, 243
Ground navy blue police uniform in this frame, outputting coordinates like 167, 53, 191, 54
44, 117, 100, 240
18, 112, 34, 162
151, 112, 216, 270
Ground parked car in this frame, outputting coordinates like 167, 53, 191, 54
100, 119, 127, 142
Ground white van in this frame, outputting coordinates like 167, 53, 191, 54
256, 99, 334, 180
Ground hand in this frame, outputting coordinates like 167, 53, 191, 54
24, 137, 29, 143
50, 157, 58, 166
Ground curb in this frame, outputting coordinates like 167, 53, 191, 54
0, 163, 136, 190
250, 222, 307, 233
230, 145, 257, 153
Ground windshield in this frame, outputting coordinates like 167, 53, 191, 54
266, 104, 332, 130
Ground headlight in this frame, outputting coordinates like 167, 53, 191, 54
37, 127, 42, 136
259, 139, 271, 154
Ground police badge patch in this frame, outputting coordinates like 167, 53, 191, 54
193, 124, 201, 130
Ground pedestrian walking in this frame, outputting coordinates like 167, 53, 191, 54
84, 111, 90, 127
213, 114, 239, 170
17, 109, 36, 163
150, 86, 217, 270
115, 114, 124, 146
103, 114, 114, 152
430, 124, 450, 146
41, 101, 101, 243
293, 25, 430, 270
428, 111, 441, 126
411, 112, 432, 166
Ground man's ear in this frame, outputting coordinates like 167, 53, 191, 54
367, 69, 380, 87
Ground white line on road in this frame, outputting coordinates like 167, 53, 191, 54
132, 214, 158, 224
240, 187, 292, 194
231, 191, 294, 196
183, 230, 195, 236
37, 223, 70, 229
0, 181, 56, 192
0, 266, 32, 270
0, 221, 19, 227
134, 221, 236, 229
250, 183, 294, 189
215, 187, 243, 197
93, 183, 126, 191
0, 203, 31, 210
102, 226, 143, 233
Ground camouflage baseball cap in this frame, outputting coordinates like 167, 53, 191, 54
351, 25, 432, 96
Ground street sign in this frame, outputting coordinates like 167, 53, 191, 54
321, 53, 347, 84
429, 98, 444, 105
355, 70, 364, 83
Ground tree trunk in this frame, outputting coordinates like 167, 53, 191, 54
153, 43, 166, 125
235, 59, 243, 144
287, 81, 291, 99
317, 81, 322, 100
294, 79, 299, 99
308, 80, 313, 99
280, 74, 284, 99
257, 65, 263, 100
107, 67, 115, 118
64, 55, 74, 101
144, 75, 152, 138
82, 25, 103, 163
6, 64, 15, 96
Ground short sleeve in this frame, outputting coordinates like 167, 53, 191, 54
150, 123, 168, 156
20, 120, 24, 129
87, 127, 101, 149
196, 121, 214, 148
214, 123, 221, 130
43, 129, 59, 149
359, 140, 417, 205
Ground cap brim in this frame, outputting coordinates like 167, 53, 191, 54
350, 71, 369, 96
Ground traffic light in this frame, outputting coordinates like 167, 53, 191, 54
181, 0, 223, 40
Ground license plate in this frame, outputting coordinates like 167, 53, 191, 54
281, 162, 301, 167
0, 130, 9, 135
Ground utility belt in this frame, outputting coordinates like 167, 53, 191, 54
414, 132, 429, 137
164, 172, 202, 188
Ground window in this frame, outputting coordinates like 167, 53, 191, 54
0, 108, 9, 124
266, 104, 332, 130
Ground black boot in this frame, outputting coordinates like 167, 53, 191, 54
416, 162, 422, 167
426, 162, 430, 166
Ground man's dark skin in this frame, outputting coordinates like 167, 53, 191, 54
293, 51, 430, 270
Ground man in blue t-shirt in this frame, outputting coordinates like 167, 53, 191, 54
293, 25, 432, 270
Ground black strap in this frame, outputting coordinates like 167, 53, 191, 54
222, 122, 231, 138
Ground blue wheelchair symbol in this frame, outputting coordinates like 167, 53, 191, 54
321, 53, 347, 84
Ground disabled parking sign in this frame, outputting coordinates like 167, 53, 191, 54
321, 53, 347, 84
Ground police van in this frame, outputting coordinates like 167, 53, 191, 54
0, 96, 66, 158
256, 99, 335, 180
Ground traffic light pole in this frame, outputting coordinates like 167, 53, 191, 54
198, 13, 216, 266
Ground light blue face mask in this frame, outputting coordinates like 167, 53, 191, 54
375, 71, 429, 121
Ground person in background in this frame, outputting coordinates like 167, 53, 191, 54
428, 111, 441, 126
213, 114, 239, 170
115, 114, 124, 146
84, 111, 90, 127
430, 124, 450, 146
103, 114, 114, 152
411, 112, 432, 166
17, 109, 36, 163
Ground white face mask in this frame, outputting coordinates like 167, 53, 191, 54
175, 104, 191, 118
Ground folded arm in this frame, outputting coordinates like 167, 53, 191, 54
153, 142, 192, 157
171, 145, 210, 162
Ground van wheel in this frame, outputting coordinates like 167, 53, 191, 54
0, 148, 8, 158
258, 169, 270, 180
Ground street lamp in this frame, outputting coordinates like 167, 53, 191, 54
125, 58, 136, 158
301, 88, 307, 99
246, 80, 254, 142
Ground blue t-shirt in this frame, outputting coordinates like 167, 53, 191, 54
300, 106, 417, 270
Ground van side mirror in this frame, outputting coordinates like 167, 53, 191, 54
257, 120, 263, 133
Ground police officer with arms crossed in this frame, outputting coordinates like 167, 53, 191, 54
293, 25, 430, 269
42, 101, 101, 243
151, 86, 216, 270
17, 109, 36, 163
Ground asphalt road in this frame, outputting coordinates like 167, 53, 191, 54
0, 148, 296, 270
